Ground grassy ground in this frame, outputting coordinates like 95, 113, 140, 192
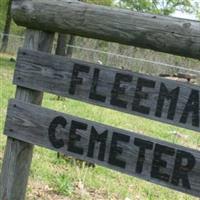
0, 54, 200, 200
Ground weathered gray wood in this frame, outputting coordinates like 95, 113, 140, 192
0, 30, 54, 200
55, 33, 75, 100
55, 34, 68, 56
66, 35, 75, 59
4, 99, 200, 197
55, 33, 75, 58
14, 49, 200, 132
12, 0, 200, 59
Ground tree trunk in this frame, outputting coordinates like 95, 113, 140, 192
1, 0, 12, 53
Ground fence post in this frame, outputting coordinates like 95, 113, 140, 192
56, 33, 75, 101
0, 29, 54, 200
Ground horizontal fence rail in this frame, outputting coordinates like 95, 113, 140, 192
12, 0, 200, 59
5, 99, 200, 197
14, 49, 200, 132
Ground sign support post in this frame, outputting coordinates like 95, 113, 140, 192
0, 29, 54, 200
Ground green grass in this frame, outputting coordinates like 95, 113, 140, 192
0, 0, 24, 35
0, 55, 200, 200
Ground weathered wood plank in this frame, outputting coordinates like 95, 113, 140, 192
12, 0, 200, 59
0, 30, 54, 200
4, 99, 200, 197
14, 49, 200, 132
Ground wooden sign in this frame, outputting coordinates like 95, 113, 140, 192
2, 1, 200, 199
5, 99, 200, 197
14, 48, 200, 132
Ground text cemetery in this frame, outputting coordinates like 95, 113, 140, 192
5, 100, 199, 195
49, 116, 196, 190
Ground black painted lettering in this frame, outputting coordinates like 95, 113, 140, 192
68, 120, 87, 155
69, 63, 90, 95
151, 144, 175, 182
134, 138, 153, 174
110, 73, 132, 108
48, 116, 66, 149
89, 68, 106, 102
155, 83, 180, 120
171, 150, 196, 189
87, 126, 108, 161
180, 90, 199, 127
132, 78, 155, 114
108, 132, 130, 169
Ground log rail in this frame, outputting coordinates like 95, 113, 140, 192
12, 0, 200, 59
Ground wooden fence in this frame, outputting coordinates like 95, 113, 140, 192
0, 0, 200, 199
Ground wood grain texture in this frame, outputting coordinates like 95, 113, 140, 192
14, 49, 200, 132
0, 30, 54, 200
12, 0, 200, 59
4, 99, 200, 197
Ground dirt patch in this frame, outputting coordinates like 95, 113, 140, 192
73, 181, 119, 200
27, 179, 119, 200
27, 180, 70, 200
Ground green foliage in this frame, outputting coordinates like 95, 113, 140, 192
117, 0, 198, 16
194, 1, 200, 19
83, 0, 113, 6
0, 0, 24, 34
0, 0, 7, 31
54, 174, 74, 195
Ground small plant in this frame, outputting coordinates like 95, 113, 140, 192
54, 173, 74, 196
